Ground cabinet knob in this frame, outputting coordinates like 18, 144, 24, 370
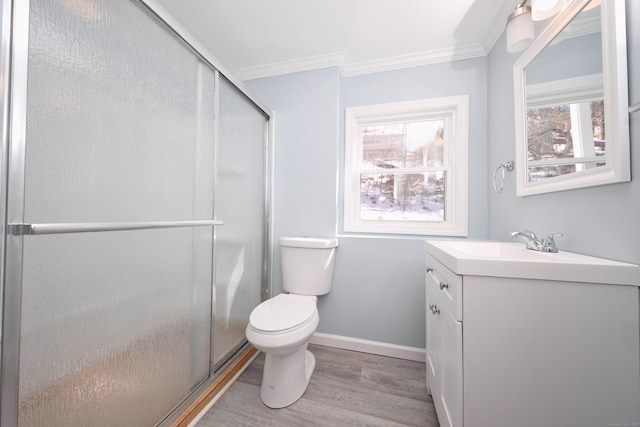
430, 304, 440, 315
426, 267, 433, 273
439, 281, 449, 290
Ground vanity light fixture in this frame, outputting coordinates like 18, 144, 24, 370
531, 0, 568, 21
506, 1, 534, 53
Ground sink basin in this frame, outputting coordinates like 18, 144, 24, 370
425, 240, 640, 285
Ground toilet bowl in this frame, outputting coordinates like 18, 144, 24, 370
246, 294, 319, 408
247, 294, 319, 354
246, 236, 338, 408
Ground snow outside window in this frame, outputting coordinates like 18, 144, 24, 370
344, 97, 468, 236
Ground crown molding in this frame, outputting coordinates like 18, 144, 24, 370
341, 43, 487, 77
232, 52, 347, 81
234, 43, 488, 81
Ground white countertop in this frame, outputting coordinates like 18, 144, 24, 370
425, 240, 640, 286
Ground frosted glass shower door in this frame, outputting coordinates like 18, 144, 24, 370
9, 0, 217, 425
213, 78, 268, 367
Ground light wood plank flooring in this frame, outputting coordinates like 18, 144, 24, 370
196, 344, 440, 426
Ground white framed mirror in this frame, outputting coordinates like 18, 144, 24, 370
513, 0, 629, 196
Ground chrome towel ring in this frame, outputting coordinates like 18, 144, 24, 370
493, 161, 514, 193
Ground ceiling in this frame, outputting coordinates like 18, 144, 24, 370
152, 0, 518, 80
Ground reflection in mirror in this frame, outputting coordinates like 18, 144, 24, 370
513, 0, 629, 196
526, 100, 604, 181
525, 2, 603, 182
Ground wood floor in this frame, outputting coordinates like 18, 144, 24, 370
195, 344, 440, 427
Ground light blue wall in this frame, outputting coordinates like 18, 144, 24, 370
486, 0, 640, 264
246, 59, 489, 348
244, 67, 341, 301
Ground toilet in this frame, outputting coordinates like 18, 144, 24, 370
246, 236, 339, 408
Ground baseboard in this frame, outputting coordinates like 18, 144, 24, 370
310, 332, 426, 362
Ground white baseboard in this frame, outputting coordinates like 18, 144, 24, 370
310, 332, 426, 363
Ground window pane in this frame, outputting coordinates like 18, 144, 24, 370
359, 172, 445, 222
361, 121, 444, 169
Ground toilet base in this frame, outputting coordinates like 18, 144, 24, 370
259, 346, 316, 408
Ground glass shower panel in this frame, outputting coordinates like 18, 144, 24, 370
24, 0, 215, 223
19, 228, 213, 426
17, 0, 217, 425
213, 78, 267, 367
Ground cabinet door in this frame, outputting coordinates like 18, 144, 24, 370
436, 304, 463, 427
425, 282, 440, 395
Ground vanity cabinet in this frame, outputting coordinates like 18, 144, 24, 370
425, 240, 640, 427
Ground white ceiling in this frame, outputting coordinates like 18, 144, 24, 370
151, 0, 518, 80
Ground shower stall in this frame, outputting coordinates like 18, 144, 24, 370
0, 0, 272, 425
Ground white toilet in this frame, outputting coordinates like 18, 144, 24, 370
246, 236, 338, 408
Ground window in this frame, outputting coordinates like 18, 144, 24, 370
344, 96, 468, 236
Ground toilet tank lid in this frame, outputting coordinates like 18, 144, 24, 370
280, 237, 338, 249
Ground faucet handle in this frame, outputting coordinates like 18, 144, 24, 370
542, 233, 563, 252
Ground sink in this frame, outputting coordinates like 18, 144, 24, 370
425, 240, 640, 285
434, 241, 531, 259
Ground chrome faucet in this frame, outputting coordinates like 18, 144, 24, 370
509, 230, 563, 253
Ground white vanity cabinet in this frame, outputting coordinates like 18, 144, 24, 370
425, 240, 640, 427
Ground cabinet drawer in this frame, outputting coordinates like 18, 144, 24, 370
426, 255, 462, 321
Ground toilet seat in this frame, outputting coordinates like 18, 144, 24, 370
249, 294, 316, 334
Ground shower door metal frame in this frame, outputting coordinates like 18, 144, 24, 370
1, 0, 31, 424
0, 0, 274, 425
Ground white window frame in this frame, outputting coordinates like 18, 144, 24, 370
344, 96, 468, 236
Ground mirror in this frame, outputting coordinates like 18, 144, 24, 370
513, 0, 629, 196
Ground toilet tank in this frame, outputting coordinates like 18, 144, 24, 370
280, 237, 339, 296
